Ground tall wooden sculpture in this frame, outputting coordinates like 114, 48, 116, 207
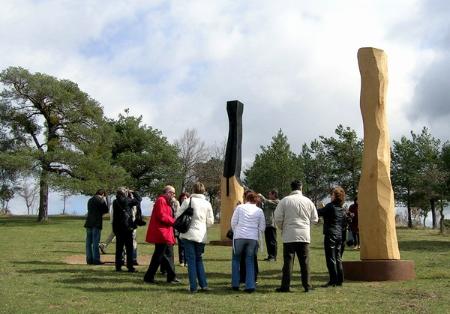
213, 100, 244, 244
343, 47, 415, 280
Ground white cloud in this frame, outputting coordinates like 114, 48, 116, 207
1, 0, 449, 214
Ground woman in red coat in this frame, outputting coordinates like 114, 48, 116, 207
144, 185, 179, 284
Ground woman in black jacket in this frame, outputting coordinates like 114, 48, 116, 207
318, 186, 346, 287
112, 187, 142, 272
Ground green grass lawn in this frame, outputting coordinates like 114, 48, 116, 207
0, 216, 449, 313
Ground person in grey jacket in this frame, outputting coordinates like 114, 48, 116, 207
259, 190, 280, 261
274, 180, 318, 293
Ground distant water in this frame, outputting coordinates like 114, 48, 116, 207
395, 206, 450, 227
8, 192, 154, 216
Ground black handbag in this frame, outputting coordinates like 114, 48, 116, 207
174, 198, 194, 233
226, 228, 234, 239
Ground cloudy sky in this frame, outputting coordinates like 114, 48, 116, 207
2, 0, 449, 214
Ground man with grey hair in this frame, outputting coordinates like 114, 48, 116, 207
274, 180, 318, 292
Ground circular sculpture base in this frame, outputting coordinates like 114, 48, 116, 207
343, 260, 415, 281
209, 240, 232, 246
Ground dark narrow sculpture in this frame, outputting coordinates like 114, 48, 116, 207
219, 100, 244, 241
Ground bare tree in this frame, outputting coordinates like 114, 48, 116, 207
60, 190, 71, 215
17, 179, 39, 215
194, 140, 227, 218
174, 129, 209, 192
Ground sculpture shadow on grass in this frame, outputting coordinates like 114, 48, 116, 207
398, 240, 450, 252
0, 217, 64, 227
13, 260, 68, 266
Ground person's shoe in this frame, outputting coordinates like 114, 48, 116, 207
133, 261, 139, 266
167, 278, 181, 284
231, 287, 239, 291
244, 288, 255, 293
189, 290, 197, 294
115, 268, 122, 272
128, 268, 138, 273
99, 243, 106, 254
304, 286, 314, 292
264, 256, 276, 262
321, 282, 336, 288
144, 278, 156, 284
336, 282, 343, 287
199, 287, 211, 292
275, 287, 291, 292
92, 261, 105, 265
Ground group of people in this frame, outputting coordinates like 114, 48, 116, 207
84, 180, 359, 293
84, 188, 145, 271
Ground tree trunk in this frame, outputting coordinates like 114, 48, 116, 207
430, 198, 437, 229
407, 198, 412, 228
62, 196, 66, 215
37, 169, 49, 222
439, 198, 445, 234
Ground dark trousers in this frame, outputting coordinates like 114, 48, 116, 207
115, 230, 134, 271
324, 236, 344, 285
144, 243, 176, 282
177, 236, 186, 264
351, 231, 360, 246
281, 242, 311, 290
264, 226, 277, 258
340, 229, 347, 258
240, 254, 258, 283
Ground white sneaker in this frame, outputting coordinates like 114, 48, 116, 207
99, 243, 106, 254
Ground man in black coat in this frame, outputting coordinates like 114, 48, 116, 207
112, 187, 142, 272
84, 189, 108, 265
317, 187, 346, 287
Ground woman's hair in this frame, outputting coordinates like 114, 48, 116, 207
178, 192, 190, 204
116, 187, 127, 197
331, 186, 346, 206
245, 192, 259, 204
269, 189, 278, 199
192, 182, 206, 194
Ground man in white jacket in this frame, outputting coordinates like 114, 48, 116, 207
274, 180, 318, 292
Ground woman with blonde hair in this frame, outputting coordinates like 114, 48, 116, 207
176, 182, 214, 293
318, 186, 346, 287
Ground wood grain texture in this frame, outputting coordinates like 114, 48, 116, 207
357, 47, 400, 260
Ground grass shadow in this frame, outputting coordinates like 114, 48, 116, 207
13, 260, 68, 266
399, 240, 450, 252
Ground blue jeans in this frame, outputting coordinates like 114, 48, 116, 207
232, 239, 258, 290
182, 239, 207, 292
86, 227, 101, 264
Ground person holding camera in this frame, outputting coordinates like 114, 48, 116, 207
112, 187, 142, 272
84, 189, 109, 265
317, 186, 346, 287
